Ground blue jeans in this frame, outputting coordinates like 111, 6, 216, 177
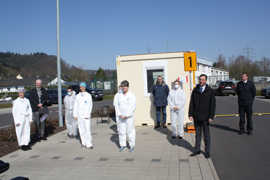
156, 106, 167, 125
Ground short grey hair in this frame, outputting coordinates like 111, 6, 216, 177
36, 79, 42, 83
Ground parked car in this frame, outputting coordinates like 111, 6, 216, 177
89, 88, 104, 101
261, 86, 270, 98
47, 89, 67, 104
24, 91, 31, 99
0, 96, 12, 102
215, 81, 236, 96
70, 85, 104, 101
24, 90, 55, 106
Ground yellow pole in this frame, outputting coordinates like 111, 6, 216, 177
193, 71, 196, 88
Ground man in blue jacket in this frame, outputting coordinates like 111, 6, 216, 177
152, 76, 169, 129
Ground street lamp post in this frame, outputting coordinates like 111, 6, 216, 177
56, 0, 63, 127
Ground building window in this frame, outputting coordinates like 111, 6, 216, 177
146, 69, 164, 93
143, 60, 168, 96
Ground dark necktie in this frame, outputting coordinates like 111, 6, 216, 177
200, 86, 203, 93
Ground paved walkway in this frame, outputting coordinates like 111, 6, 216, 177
1, 118, 219, 180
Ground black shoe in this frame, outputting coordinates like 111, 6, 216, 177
21, 146, 26, 151
36, 136, 41, 142
247, 131, 253, 135
204, 152, 210, 159
41, 137, 47, 141
190, 151, 201, 157
154, 125, 160, 129
172, 136, 176, 139
238, 130, 244, 135
21, 145, 31, 151
162, 124, 167, 128
25, 145, 32, 151
178, 136, 183, 139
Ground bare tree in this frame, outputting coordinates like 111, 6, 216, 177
214, 54, 227, 70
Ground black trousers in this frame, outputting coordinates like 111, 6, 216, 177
239, 103, 253, 132
194, 121, 210, 154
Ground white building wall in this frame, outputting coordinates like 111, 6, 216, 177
195, 58, 229, 85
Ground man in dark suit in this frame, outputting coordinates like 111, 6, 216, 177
152, 76, 170, 129
189, 74, 216, 159
29, 79, 49, 141
236, 73, 256, 135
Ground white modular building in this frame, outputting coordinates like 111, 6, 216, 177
195, 57, 229, 85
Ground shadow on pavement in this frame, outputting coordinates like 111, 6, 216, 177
110, 124, 120, 148
155, 127, 194, 153
210, 123, 239, 134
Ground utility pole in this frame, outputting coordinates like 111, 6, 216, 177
56, 0, 63, 127
243, 47, 255, 61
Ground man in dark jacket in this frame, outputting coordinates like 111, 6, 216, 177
152, 76, 169, 129
189, 74, 216, 158
29, 79, 49, 141
236, 73, 256, 135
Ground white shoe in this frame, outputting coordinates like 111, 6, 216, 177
129, 147, 135, 152
119, 146, 127, 152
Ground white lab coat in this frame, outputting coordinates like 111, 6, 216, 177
73, 91, 93, 148
113, 91, 122, 133
168, 88, 186, 137
64, 91, 77, 136
114, 91, 136, 148
12, 97, 32, 146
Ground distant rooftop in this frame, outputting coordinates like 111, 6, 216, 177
197, 57, 214, 66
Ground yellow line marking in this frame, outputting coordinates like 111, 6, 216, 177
215, 114, 238, 117
215, 113, 270, 118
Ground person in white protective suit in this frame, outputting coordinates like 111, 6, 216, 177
113, 85, 123, 133
64, 86, 77, 138
115, 80, 136, 152
12, 88, 33, 151
73, 82, 93, 149
168, 80, 186, 139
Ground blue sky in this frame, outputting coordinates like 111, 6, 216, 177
0, 0, 269, 69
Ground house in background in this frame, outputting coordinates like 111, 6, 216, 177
253, 76, 270, 83
196, 57, 229, 85
0, 86, 24, 93
47, 77, 66, 86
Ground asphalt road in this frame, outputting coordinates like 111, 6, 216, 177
1, 95, 270, 180
0, 99, 113, 129
211, 96, 270, 180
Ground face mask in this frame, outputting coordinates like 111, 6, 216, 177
67, 92, 72, 96
119, 89, 123, 93
174, 84, 179, 89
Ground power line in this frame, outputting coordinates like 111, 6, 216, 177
243, 47, 255, 60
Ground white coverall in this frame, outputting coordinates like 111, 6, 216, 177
113, 91, 122, 132
73, 91, 93, 148
64, 91, 77, 136
12, 97, 33, 146
114, 91, 136, 148
168, 87, 186, 137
